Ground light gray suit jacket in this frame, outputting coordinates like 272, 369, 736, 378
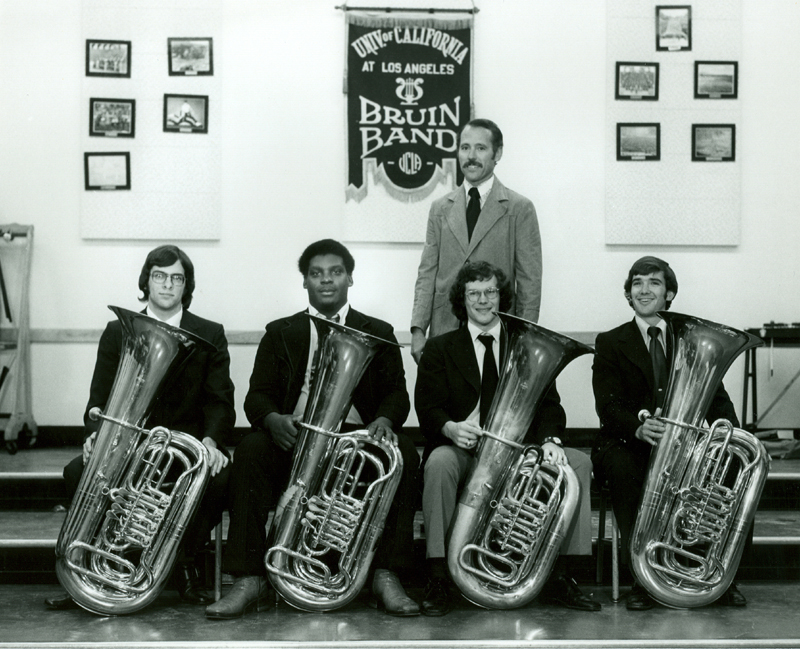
411, 176, 542, 337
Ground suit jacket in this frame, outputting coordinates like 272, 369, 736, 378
84, 309, 236, 447
411, 176, 542, 338
244, 309, 410, 431
415, 325, 565, 466
592, 318, 739, 459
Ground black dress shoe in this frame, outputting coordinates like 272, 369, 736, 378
175, 562, 213, 605
626, 583, 655, 611
540, 574, 601, 611
719, 582, 747, 607
421, 577, 452, 617
45, 593, 77, 610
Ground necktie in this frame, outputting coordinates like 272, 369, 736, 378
326, 314, 340, 323
648, 326, 668, 408
478, 334, 498, 427
466, 187, 481, 241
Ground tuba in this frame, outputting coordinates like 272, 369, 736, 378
55, 306, 213, 616
448, 313, 594, 609
630, 311, 769, 608
265, 314, 403, 612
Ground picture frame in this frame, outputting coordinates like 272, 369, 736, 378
616, 62, 659, 100
89, 98, 135, 138
695, 61, 738, 99
617, 123, 660, 161
85, 39, 131, 78
656, 6, 691, 52
84, 152, 131, 190
163, 94, 209, 133
692, 124, 735, 162
168, 37, 213, 76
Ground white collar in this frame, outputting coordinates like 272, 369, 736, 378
308, 302, 350, 324
464, 175, 495, 201
467, 318, 502, 343
146, 305, 183, 328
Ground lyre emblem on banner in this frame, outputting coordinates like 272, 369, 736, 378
395, 77, 424, 105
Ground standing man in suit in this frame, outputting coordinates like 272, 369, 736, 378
410, 118, 542, 363
47, 245, 236, 608
415, 261, 599, 616
206, 239, 419, 619
592, 255, 747, 610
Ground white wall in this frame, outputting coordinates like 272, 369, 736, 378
0, 0, 798, 431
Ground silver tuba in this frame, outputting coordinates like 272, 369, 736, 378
55, 306, 213, 616
630, 311, 769, 608
265, 314, 403, 611
448, 313, 594, 609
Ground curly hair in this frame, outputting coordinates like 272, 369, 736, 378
449, 260, 513, 324
297, 239, 355, 276
623, 256, 678, 310
137, 245, 195, 309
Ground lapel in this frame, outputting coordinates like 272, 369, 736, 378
618, 318, 656, 392
467, 177, 509, 256
344, 307, 371, 334
444, 186, 470, 254
448, 325, 481, 396
279, 311, 311, 379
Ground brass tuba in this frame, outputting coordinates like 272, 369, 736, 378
630, 311, 769, 608
55, 306, 214, 615
265, 314, 403, 611
448, 313, 594, 609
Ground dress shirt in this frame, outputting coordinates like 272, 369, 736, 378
463, 174, 495, 210
634, 315, 667, 355
146, 306, 183, 328
464, 319, 502, 425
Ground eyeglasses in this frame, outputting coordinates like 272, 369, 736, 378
465, 287, 500, 303
150, 271, 186, 286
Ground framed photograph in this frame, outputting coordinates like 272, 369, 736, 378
616, 62, 659, 100
692, 124, 735, 161
656, 6, 691, 52
163, 94, 209, 133
86, 39, 131, 77
695, 61, 738, 99
617, 123, 660, 161
168, 37, 213, 76
89, 98, 135, 138
84, 152, 131, 190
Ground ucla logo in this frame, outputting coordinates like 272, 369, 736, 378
395, 77, 424, 105
398, 152, 422, 175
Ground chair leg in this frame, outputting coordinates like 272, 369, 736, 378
214, 521, 223, 602
611, 510, 620, 603
596, 491, 607, 585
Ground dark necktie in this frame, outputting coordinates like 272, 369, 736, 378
326, 314, 340, 323
648, 326, 668, 408
466, 187, 481, 241
478, 334, 498, 427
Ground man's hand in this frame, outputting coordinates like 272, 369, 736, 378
266, 412, 301, 451
202, 437, 229, 477
636, 407, 665, 446
366, 416, 397, 445
82, 432, 97, 464
411, 328, 427, 365
443, 420, 482, 450
541, 442, 567, 466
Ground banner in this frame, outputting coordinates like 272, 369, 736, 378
345, 13, 473, 203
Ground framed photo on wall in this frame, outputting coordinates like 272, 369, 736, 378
168, 38, 213, 76
163, 94, 208, 133
84, 152, 131, 190
616, 62, 659, 100
86, 40, 131, 77
695, 61, 738, 99
692, 124, 735, 161
89, 98, 135, 137
617, 123, 660, 161
656, 6, 691, 52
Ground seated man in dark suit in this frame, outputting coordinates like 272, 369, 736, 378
592, 255, 747, 610
47, 244, 236, 608
206, 239, 419, 619
415, 260, 599, 616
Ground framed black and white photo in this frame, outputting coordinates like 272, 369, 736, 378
656, 6, 691, 52
695, 61, 738, 99
616, 62, 659, 100
617, 123, 660, 161
168, 38, 213, 76
89, 98, 135, 138
692, 124, 735, 161
86, 40, 131, 77
163, 94, 208, 133
84, 152, 131, 190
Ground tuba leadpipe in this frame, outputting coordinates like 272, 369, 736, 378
55, 306, 214, 616
448, 312, 594, 609
265, 314, 403, 612
630, 311, 769, 608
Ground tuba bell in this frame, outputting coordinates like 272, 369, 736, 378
630, 311, 769, 608
265, 314, 403, 612
448, 312, 594, 609
55, 306, 214, 616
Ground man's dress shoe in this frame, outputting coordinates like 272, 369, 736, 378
371, 568, 419, 616
175, 562, 213, 605
719, 582, 747, 607
540, 574, 601, 611
421, 577, 452, 617
626, 583, 655, 611
44, 593, 77, 610
205, 576, 270, 620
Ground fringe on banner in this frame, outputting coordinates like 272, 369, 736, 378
346, 159, 458, 204
346, 12, 473, 30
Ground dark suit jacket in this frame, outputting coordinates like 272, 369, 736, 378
84, 309, 236, 447
415, 324, 565, 466
244, 309, 410, 431
592, 317, 738, 460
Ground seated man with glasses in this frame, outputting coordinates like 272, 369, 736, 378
414, 260, 599, 616
46, 244, 236, 609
